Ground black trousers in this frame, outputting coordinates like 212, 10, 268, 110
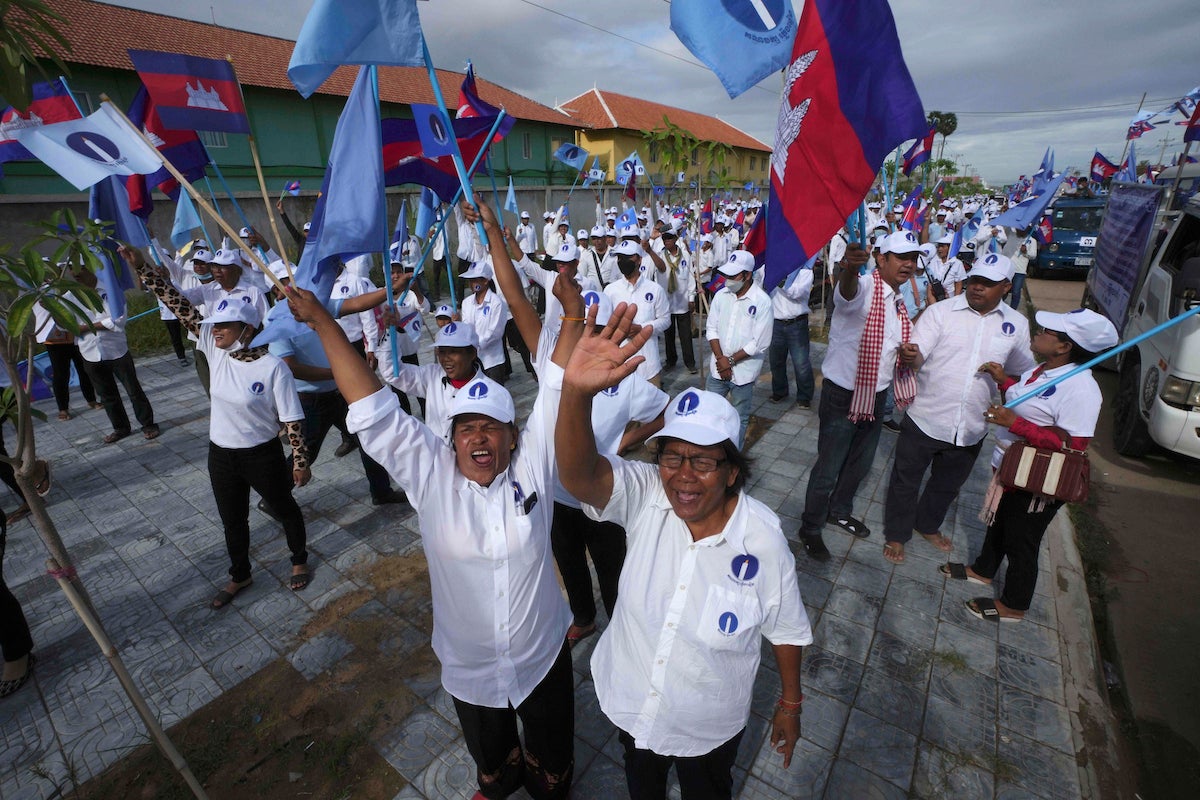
549, 502, 626, 625
44, 342, 96, 412
663, 311, 696, 369
162, 318, 187, 359
971, 489, 1063, 611
883, 416, 984, 543
293, 391, 392, 500
82, 351, 155, 433
618, 727, 744, 800
209, 438, 307, 583
0, 430, 25, 502
453, 642, 575, 800
800, 381, 885, 535
0, 517, 33, 663
503, 318, 534, 376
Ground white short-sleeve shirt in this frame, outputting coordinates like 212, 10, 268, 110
990, 363, 1103, 468
202, 328, 305, 448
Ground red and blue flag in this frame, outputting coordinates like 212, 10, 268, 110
700, 198, 713, 234
128, 49, 250, 134
1185, 102, 1200, 144
1034, 215, 1053, 245
901, 126, 935, 175
124, 85, 210, 218
742, 210, 766, 268
382, 114, 495, 199
764, 0, 927, 289
0, 78, 82, 163
456, 63, 515, 141
899, 183, 923, 232
284, 180, 301, 196
1090, 151, 1118, 184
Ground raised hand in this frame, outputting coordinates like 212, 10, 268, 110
562, 301, 651, 396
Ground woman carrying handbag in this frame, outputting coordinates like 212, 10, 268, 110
940, 308, 1117, 623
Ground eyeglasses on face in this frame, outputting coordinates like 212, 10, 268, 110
656, 452, 727, 473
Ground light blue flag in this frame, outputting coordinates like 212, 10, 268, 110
949, 208, 983, 259
1030, 147, 1055, 195
1115, 141, 1137, 182
254, 66, 386, 345
171, 190, 203, 250
87, 176, 148, 320
990, 172, 1068, 231
616, 207, 638, 230
670, 0, 798, 99
504, 176, 519, 216
392, 198, 410, 249
553, 143, 588, 171
415, 186, 439, 240
288, 0, 424, 98
17, 104, 164, 190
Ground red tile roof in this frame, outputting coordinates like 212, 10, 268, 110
39, 0, 576, 127
558, 88, 770, 153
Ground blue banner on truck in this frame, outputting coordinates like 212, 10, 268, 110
1089, 183, 1162, 328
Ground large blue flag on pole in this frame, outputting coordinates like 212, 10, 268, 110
255, 66, 385, 344
415, 186, 439, 240
88, 176, 147, 319
287, 0, 425, 98
670, 0, 798, 99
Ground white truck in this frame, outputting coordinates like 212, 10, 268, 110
1084, 173, 1200, 458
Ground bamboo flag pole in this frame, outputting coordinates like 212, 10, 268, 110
100, 96, 292, 296
247, 133, 295, 280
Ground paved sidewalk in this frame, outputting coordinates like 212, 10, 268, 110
0, 339, 1100, 799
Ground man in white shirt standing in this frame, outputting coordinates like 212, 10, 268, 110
515, 211, 538, 258
881, 253, 1036, 564
644, 221, 697, 374
761, 262, 815, 409
459, 261, 510, 384
706, 251, 774, 444
799, 231, 920, 561
604, 240, 670, 387
1008, 226, 1037, 310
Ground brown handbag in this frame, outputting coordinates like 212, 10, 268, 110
996, 426, 1090, 504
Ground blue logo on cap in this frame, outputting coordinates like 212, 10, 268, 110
677, 391, 700, 416
444, 322, 457, 335
468, 382, 488, 399
1068, 308, 1085, 314
217, 300, 229, 312
986, 254, 999, 265
718, 612, 739, 636
584, 292, 600, 307
731, 554, 759, 583
242, 296, 251, 304
1002, 322, 1015, 335
728, 253, 738, 262
249, 381, 264, 395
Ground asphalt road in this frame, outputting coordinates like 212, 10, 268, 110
1027, 275, 1200, 793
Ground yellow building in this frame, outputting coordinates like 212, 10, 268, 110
556, 88, 771, 191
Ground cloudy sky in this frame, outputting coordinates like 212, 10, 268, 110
105, 0, 1199, 185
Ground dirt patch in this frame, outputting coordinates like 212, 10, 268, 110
70, 553, 437, 800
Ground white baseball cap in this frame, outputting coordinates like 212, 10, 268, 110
935, 234, 954, 245
581, 289, 614, 325
520, 211, 530, 219
434, 320, 478, 349
446, 374, 515, 424
203, 298, 260, 327
238, 226, 253, 238
892, 204, 904, 214
970, 252, 1015, 282
577, 228, 588, 241
650, 388, 743, 448
189, 248, 214, 264
882, 230, 921, 255
589, 225, 606, 239
266, 259, 293, 281
460, 261, 492, 280
1035, 309, 1118, 352
718, 250, 755, 277
302, 221, 311, 232
617, 225, 641, 239
700, 233, 714, 243
208, 249, 243, 267
552, 242, 580, 262
434, 303, 455, 319
612, 240, 644, 257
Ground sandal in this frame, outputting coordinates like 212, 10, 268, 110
88, 401, 104, 410
883, 542, 905, 564
566, 622, 597, 648
827, 514, 871, 538
34, 461, 51, 498
142, 425, 161, 440
5, 504, 30, 526
965, 597, 1022, 623
939, 563, 990, 586
210, 579, 253, 610
103, 429, 131, 444
57, 410, 71, 421
919, 531, 953, 552
289, 568, 310, 592
0, 653, 36, 699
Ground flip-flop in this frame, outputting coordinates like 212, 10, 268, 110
289, 568, 311, 592
210, 580, 253, 610
34, 461, 51, 498
57, 411, 71, 421
883, 542, 905, 564
103, 430, 131, 444
6, 505, 30, 526
0, 652, 35, 698
142, 425, 161, 440
919, 531, 953, 552
828, 515, 871, 538
940, 563, 990, 586
566, 622, 596, 648
965, 597, 1022, 623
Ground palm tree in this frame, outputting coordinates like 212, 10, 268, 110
927, 111, 958, 165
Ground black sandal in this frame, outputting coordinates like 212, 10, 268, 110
210, 580, 253, 610
827, 514, 871, 538
289, 568, 310, 592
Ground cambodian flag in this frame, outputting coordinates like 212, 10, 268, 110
128, 49, 250, 134
899, 183, 923, 231
764, 0, 927, 289
1090, 151, 1119, 183
0, 78, 82, 163
901, 126, 935, 176
742, 210, 766, 268
1034, 215, 1053, 245
124, 85, 210, 218
700, 198, 713, 234
456, 63, 515, 141
284, 180, 302, 196
382, 114, 495, 199
1185, 102, 1200, 144
1126, 112, 1155, 141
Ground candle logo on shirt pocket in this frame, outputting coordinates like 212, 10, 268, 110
1001, 322, 1015, 336
718, 612, 740, 636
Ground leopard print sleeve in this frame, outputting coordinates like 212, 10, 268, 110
284, 421, 309, 472
134, 260, 203, 335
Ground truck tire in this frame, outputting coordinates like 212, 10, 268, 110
1113, 358, 1154, 457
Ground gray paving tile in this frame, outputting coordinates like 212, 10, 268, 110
997, 684, 1074, 755
997, 730, 1082, 800
934, 620, 998, 677
928, 663, 998, 724
749, 734, 833, 799
997, 644, 1065, 704
796, 690, 851, 753
414, 738, 480, 800
208, 632, 278, 690
853, 667, 926, 735
875, 604, 938, 650
866, 631, 932, 687
885, 575, 944, 618
838, 707, 918, 790
912, 742, 995, 800
801, 647, 865, 705
998, 618, 1061, 663
376, 707, 461, 782
823, 756, 909, 799
795, 570, 833, 610
823, 585, 884, 627
921, 694, 996, 759
289, 631, 354, 679
834, 560, 891, 594
572, 752, 626, 798
813, 612, 873, 664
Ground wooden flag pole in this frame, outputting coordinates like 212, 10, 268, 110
100, 96, 291, 297
247, 134, 296, 282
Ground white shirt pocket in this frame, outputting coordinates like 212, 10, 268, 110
696, 584, 763, 651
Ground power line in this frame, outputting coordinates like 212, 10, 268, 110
947, 96, 1178, 117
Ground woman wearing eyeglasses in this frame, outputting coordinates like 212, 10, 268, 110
557, 323, 813, 800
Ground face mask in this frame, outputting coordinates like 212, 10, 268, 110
219, 324, 248, 352
196, 271, 215, 283
618, 257, 639, 277
724, 278, 745, 294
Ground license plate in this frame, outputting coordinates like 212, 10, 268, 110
1074, 257, 1093, 266
1080, 236, 1097, 247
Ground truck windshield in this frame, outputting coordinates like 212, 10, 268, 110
1053, 206, 1104, 231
